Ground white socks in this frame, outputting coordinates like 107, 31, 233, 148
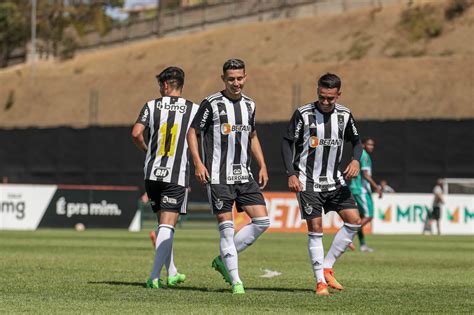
166, 247, 178, 277
218, 221, 241, 285
150, 224, 174, 280
323, 223, 360, 269
234, 216, 270, 252
308, 232, 325, 283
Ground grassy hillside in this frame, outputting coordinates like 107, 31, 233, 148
0, 0, 473, 128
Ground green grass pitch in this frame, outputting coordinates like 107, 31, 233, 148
1, 225, 473, 314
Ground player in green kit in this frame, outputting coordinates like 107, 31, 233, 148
349, 138, 382, 252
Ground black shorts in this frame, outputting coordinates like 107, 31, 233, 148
145, 180, 188, 214
431, 206, 441, 220
296, 185, 358, 219
207, 180, 266, 214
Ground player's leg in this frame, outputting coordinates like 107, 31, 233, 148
145, 181, 186, 288
166, 188, 189, 287
323, 186, 361, 290
297, 191, 329, 295
148, 210, 179, 288
433, 206, 441, 235
234, 181, 270, 253
359, 193, 374, 252
208, 184, 244, 293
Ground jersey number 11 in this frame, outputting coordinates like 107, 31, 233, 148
158, 123, 178, 156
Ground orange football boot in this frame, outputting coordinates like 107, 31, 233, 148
324, 268, 344, 290
316, 281, 330, 295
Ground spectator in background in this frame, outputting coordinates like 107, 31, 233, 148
423, 179, 444, 235
379, 180, 395, 193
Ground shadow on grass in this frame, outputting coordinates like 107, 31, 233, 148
88, 281, 312, 293
88, 281, 145, 287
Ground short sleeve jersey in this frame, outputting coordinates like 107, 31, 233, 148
136, 96, 199, 187
190, 91, 256, 185
283, 102, 360, 192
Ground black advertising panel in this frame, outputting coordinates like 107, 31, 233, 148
38, 185, 140, 228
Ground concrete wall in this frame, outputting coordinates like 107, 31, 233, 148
78, 0, 406, 50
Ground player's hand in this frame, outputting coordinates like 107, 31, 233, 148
344, 160, 360, 180
376, 186, 383, 199
288, 175, 303, 192
195, 162, 209, 185
259, 166, 269, 190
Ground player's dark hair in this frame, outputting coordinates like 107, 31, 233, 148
223, 59, 245, 74
362, 137, 374, 144
318, 73, 342, 91
156, 67, 185, 90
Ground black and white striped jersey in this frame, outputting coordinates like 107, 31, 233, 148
283, 102, 360, 192
191, 91, 256, 185
136, 96, 199, 187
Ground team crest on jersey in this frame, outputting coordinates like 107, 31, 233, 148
245, 102, 253, 113
337, 115, 344, 131
154, 167, 170, 178
215, 199, 224, 210
309, 136, 319, 148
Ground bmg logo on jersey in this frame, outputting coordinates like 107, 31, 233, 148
154, 167, 170, 178
156, 101, 187, 114
221, 123, 252, 135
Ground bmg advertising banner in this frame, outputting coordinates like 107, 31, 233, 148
0, 184, 141, 231
372, 193, 474, 235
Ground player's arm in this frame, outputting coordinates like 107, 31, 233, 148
362, 170, 382, 198
131, 103, 150, 153
187, 100, 212, 185
343, 112, 361, 180
282, 110, 303, 192
250, 131, 268, 189
131, 123, 147, 152
187, 127, 208, 184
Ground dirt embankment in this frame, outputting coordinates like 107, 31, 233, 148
0, 1, 473, 128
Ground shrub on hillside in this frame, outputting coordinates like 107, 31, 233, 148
445, 0, 473, 20
400, 4, 444, 40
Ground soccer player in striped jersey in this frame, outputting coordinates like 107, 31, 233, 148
349, 137, 382, 252
281, 73, 363, 295
131, 67, 199, 289
187, 59, 270, 294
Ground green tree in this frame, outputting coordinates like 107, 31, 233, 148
0, 2, 28, 68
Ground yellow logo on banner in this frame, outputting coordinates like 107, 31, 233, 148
379, 206, 391, 222
447, 207, 460, 223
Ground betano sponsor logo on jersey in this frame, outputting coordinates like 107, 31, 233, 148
221, 123, 252, 135
156, 101, 187, 114
309, 137, 343, 148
